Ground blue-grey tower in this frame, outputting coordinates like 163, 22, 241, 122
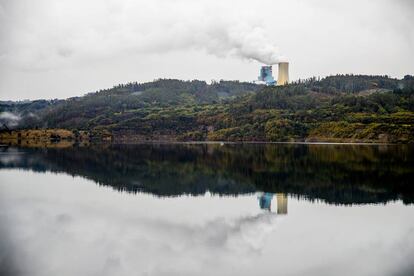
258, 66, 276, 85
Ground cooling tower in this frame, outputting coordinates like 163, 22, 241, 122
277, 62, 289, 86
258, 66, 275, 85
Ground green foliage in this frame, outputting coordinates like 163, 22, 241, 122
310, 74, 399, 93
3, 74, 414, 143
265, 119, 308, 141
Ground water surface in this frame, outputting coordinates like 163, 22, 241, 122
1, 144, 413, 276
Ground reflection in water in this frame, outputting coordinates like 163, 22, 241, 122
277, 194, 288, 214
1, 144, 414, 276
258, 192, 273, 211
0, 143, 413, 204
257, 193, 288, 214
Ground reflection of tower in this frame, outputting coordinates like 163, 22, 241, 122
258, 193, 273, 211
276, 193, 288, 214
257, 192, 288, 214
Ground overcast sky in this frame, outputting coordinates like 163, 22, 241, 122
0, 0, 413, 100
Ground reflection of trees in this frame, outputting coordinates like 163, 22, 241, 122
0, 144, 413, 204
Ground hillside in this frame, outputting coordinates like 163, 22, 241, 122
1, 75, 414, 143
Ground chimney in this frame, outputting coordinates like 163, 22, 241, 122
277, 62, 289, 86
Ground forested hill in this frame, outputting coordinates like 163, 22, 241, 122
0, 79, 261, 125
1, 75, 414, 143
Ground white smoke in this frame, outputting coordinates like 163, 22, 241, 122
222, 24, 287, 65
0, 111, 21, 127
201, 23, 286, 65
0, 0, 286, 71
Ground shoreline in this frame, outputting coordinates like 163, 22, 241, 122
109, 140, 397, 146
0, 138, 403, 148
1, 128, 412, 147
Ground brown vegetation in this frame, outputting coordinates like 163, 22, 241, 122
0, 129, 112, 147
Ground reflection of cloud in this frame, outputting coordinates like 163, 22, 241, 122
0, 222, 22, 276
397, 0, 414, 14
102, 256, 122, 275
129, 212, 278, 256
388, 227, 414, 276
0, 192, 279, 276
0, 153, 24, 166
0, 149, 25, 166
225, 213, 278, 251
55, 213, 72, 224
117, 212, 279, 276
301, 226, 414, 276
2, 169, 414, 276
393, 263, 414, 276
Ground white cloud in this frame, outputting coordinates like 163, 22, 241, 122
0, 0, 286, 71
0, 0, 413, 99
0, 111, 21, 126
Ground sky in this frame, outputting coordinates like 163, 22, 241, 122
0, 0, 413, 100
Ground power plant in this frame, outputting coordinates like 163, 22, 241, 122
277, 62, 289, 86
257, 62, 289, 86
257, 66, 276, 85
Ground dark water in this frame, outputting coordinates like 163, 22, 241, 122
0, 143, 413, 276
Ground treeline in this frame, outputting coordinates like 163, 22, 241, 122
1, 75, 414, 143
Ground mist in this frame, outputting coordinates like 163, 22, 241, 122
0, 112, 21, 127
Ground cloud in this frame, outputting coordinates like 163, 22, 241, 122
0, 0, 285, 71
0, 0, 413, 100
0, 112, 21, 126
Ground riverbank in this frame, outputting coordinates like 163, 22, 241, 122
0, 129, 112, 147
1, 128, 412, 147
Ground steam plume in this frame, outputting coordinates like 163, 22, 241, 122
1, 0, 286, 70
223, 25, 286, 65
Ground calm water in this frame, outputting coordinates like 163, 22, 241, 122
0, 143, 413, 276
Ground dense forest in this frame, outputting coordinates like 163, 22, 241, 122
1, 143, 413, 204
1, 75, 414, 143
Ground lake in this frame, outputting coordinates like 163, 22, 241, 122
1, 143, 413, 276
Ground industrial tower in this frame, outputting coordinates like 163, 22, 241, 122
257, 62, 289, 86
277, 62, 289, 86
